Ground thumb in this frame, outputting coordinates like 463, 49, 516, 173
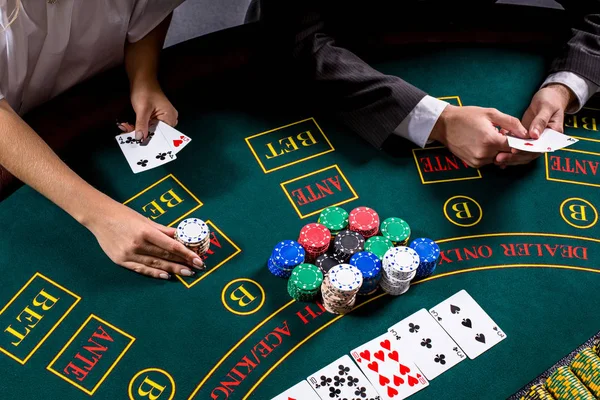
134, 107, 152, 141
528, 108, 554, 139
488, 109, 528, 138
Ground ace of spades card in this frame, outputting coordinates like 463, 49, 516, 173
115, 131, 176, 173
429, 289, 507, 359
388, 308, 466, 380
350, 332, 428, 399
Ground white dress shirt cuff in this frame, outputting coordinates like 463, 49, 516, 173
393, 95, 449, 148
542, 71, 600, 114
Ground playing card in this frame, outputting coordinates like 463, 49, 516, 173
388, 309, 466, 380
115, 131, 176, 173
507, 128, 578, 153
271, 380, 320, 400
350, 332, 428, 399
155, 121, 192, 154
429, 289, 507, 359
307, 354, 380, 400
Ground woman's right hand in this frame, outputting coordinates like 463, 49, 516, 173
86, 199, 205, 279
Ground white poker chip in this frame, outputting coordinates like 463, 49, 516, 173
383, 246, 420, 272
176, 218, 209, 244
329, 264, 363, 292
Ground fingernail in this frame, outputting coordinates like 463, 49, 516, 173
180, 269, 194, 276
117, 124, 127, 132
135, 130, 143, 140
532, 128, 540, 138
159, 273, 170, 280
192, 258, 205, 269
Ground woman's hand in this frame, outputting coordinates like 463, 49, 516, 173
129, 85, 178, 141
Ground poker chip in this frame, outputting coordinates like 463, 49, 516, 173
318, 206, 349, 236
519, 383, 554, 400
349, 251, 382, 295
409, 238, 440, 279
379, 246, 419, 295
298, 223, 331, 262
348, 206, 380, 238
321, 264, 362, 314
268, 240, 305, 278
175, 218, 211, 258
333, 230, 365, 261
593, 338, 600, 356
380, 217, 411, 245
570, 348, 600, 397
545, 366, 595, 399
365, 236, 394, 259
287, 264, 323, 301
315, 252, 343, 275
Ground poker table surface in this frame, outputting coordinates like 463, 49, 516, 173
1, 22, 600, 400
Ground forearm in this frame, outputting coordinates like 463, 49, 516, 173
0, 100, 111, 225
124, 13, 172, 92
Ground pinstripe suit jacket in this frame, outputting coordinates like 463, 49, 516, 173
251, 0, 600, 149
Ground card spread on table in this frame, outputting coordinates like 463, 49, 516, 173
350, 332, 428, 399
115, 130, 176, 173
507, 128, 578, 152
271, 380, 320, 400
429, 290, 507, 359
307, 354, 380, 400
388, 308, 467, 380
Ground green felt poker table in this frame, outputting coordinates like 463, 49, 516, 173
1, 19, 600, 400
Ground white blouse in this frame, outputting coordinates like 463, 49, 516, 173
0, 0, 183, 116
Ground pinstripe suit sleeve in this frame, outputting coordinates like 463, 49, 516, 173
550, 0, 600, 86
261, 1, 428, 149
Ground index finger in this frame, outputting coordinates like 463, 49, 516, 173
146, 229, 205, 269
488, 109, 528, 138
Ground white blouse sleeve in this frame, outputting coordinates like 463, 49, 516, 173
127, 0, 185, 43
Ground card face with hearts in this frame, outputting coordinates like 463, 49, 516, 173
115, 131, 176, 173
388, 308, 467, 380
306, 354, 379, 400
429, 289, 507, 359
507, 128, 578, 153
156, 121, 192, 154
350, 332, 428, 399
271, 380, 320, 400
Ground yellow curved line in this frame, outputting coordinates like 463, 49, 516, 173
187, 299, 295, 400
434, 232, 600, 244
242, 263, 600, 399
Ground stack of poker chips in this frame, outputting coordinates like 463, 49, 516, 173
175, 218, 210, 261
315, 252, 343, 275
349, 251, 382, 295
321, 264, 363, 314
409, 238, 440, 279
570, 348, 600, 397
318, 206, 349, 238
364, 236, 394, 259
593, 339, 600, 356
287, 263, 323, 302
545, 366, 595, 399
348, 206, 380, 239
333, 230, 365, 261
379, 246, 419, 295
298, 223, 331, 263
380, 217, 411, 246
268, 240, 305, 278
519, 383, 554, 400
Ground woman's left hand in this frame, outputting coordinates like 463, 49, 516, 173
123, 85, 178, 140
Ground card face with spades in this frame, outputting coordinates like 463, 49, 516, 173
115, 129, 176, 173
388, 308, 467, 380
350, 332, 428, 399
429, 289, 507, 359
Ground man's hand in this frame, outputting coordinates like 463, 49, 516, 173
495, 84, 575, 167
429, 105, 528, 169
86, 199, 205, 280
131, 85, 178, 141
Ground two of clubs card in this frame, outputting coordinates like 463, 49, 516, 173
506, 128, 578, 153
115, 121, 192, 173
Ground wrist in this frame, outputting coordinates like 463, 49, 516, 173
545, 83, 576, 112
130, 76, 162, 96
429, 104, 456, 145
76, 190, 119, 231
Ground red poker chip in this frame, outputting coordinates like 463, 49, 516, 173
299, 223, 331, 248
349, 207, 380, 231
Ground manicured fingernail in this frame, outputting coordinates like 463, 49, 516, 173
181, 269, 194, 276
159, 273, 170, 280
117, 124, 127, 132
135, 130, 143, 140
192, 258, 205, 269
532, 128, 540, 138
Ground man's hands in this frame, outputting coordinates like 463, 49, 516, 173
86, 199, 205, 280
429, 105, 528, 168
494, 84, 576, 167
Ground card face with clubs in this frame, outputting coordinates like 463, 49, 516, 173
350, 332, 428, 399
388, 309, 467, 380
507, 128, 578, 152
271, 380, 320, 400
155, 121, 192, 154
429, 290, 507, 359
307, 354, 380, 400
116, 131, 176, 173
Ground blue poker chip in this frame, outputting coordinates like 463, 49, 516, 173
272, 240, 305, 267
409, 238, 440, 264
268, 257, 292, 278
349, 251, 382, 278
